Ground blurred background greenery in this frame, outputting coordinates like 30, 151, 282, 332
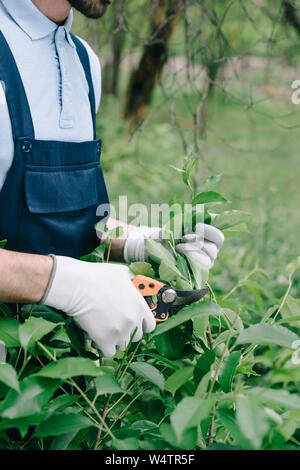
73, 0, 300, 299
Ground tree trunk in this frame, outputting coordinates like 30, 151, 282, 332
124, 0, 184, 123
282, 0, 300, 36
102, 0, 126, 96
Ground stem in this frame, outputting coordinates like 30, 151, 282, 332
93, 395, 109, 450
17, 351, 31, 379
207, 314, 239, 399
115, 327, 138, 381
222, 265, 259, 301
272, 271, 293, 323
118, 340, 141, 382
103, 387, 147, 440
37, 341, 115, 440
106, 239, 112, 262
206, 322, 214, 349
207, 402, 216, 446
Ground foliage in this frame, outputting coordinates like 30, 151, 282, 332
0, 168, 300, 451
1, 0, 300, 451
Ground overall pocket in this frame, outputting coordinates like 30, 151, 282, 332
24, 163, 106, 214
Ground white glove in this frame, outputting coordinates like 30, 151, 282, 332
123, 223, 224, 269
175, 223, 224, 269
41, 256, 156, 357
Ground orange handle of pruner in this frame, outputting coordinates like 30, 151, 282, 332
132, 275, 169, 322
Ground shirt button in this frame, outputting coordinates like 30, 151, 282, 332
21, 140, 33, 153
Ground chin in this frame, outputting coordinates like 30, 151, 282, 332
69, 0, 111, 19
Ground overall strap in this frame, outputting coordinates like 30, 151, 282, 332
0, 31, 35, 140
70, 34, 97, 139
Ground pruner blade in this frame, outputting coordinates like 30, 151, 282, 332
132, 275, 209, 322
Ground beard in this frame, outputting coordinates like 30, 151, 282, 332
68, 0, 112, 18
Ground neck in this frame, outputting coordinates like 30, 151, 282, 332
31, 0, 71, 25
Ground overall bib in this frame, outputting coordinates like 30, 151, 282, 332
0, 31, 109, 259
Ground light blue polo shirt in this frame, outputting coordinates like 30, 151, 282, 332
0, 0, 102, 191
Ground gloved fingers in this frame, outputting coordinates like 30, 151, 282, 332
117, 334, 131, 351
141, 304, 156, 333
131, 324, 144, 343
181, 233, 202, 244
202, 240, 218, 263
176, 243, 212, 269
97, 342, 116, 358
195, 223, 224, 249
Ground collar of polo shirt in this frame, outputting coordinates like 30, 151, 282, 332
1, 0, 74, 41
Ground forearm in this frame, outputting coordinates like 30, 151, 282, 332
0, 249, 53, 303
102, 217, 136, 262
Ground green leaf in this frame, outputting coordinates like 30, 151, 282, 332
47, 395, 78, 413
80, 242, 105, 262
170, 397, 213, 441
286, 256, 300, 278
192, 191, 227, 206
164, 366, 194, 395
0, 341, 6, 363
50, 430, 79, 450
235, 324, 299, 349
194, 371, 211, 398
176, 254, 190, 280
144, 238, 175, 266
160, 423, 197, 450
0, 240, 7, 248
222, 308, 244, 333
153, 301, 223, 336
129, 362, 165, 390
193, 315, 209, 347
19, 317, 58, 352
159, 260, 182, 282
34, 411, 95, 438
138, 352, 179, 371
95, 373, 123, 395
22, 304, 63, 324
223, 223, 249, 238
212, 210, 250, 230
216, 409, 252, 449
35, 357, 102, 380
0, 414, 46, 439
194, 350, 216, 387
0, 318, 21, 347
154, 328, 185, 360
182, 153, 196, 189
197, 174, 222, 193
219, 351, 241, 393
236, 395, 269, 450
280, 296, 300, 327
0, 377, 60, 419
129, 262, 155, 278
251, 387, 300, 409
0, 364, 20, 393
186, 255, 209, 289
110, 437, 140, 450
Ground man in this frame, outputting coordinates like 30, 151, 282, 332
0, 0, 224, 357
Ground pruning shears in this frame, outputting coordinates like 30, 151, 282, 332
132, 275, 209, 322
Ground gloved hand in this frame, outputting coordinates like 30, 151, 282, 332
123, 223, 224, 269
41, 256, 156, 357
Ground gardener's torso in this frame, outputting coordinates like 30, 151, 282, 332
0, 0, 109, 258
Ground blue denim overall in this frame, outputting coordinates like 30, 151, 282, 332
0, 31, 109, 259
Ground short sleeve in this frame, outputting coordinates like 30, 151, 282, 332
76, 37, 102, 113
